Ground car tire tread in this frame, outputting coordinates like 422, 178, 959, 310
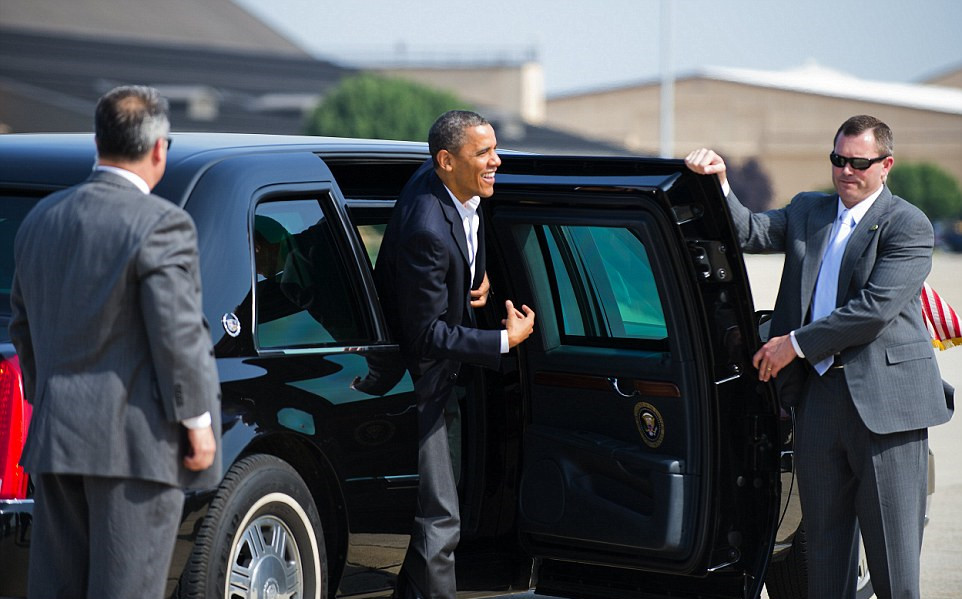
176, 453, 326, 599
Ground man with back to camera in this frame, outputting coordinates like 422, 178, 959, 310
686, 115, 951, 599
372, 110, 535, 599
9, 85, 221, 598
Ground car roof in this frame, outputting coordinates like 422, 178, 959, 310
0, 132, 432, 191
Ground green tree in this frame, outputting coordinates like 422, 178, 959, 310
887, 162, 962, 221
305, 74, 467, 141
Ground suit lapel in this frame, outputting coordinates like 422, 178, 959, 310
800, 197, 838, 320
430, 174, 471, 268
836, 188, 890, 304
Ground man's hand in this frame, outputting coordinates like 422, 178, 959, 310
503, 299, 535, 348
752, 334, 797, 382
184, 425, 216, 471
470, 272, 491, 308
684, 148, 728, 188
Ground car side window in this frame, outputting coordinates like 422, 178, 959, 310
254, 198, 371, 349
346, 205, 393, 269
529, 224, 668, 346
0, 194, 44, 317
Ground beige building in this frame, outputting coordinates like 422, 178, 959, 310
545, 63, 962, 205
376, 62, 546, 125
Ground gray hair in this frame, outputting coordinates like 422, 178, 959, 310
95, 85, 170, 161
428, 110, 489, 167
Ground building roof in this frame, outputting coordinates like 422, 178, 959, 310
551, 62, 962, 116
0, 0, 306, 57
0, 28, 352, 134
701, 62, 962, 116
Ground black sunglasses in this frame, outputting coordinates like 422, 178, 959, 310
829, 152, 889, 170
166, 137, 173, 150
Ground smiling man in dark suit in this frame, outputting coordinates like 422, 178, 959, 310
9, 85, 221, 599
374, 110, 535, 599
686, 115, 951, 599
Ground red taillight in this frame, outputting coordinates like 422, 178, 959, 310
0, 355, 32, 500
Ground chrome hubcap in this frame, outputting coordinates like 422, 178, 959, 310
228, 515, 303, 599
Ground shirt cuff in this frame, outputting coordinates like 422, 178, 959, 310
789, 330, 805, 358
182, 411, 212, 429
721, 179, 731, 197
500, 330, 509, 354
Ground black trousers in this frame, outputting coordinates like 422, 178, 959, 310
28, 473, 184, 599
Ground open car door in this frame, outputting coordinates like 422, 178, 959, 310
488, 156, 781, 599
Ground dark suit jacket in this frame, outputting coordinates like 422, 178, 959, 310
728, 186, 951, 434
374, 161, 501, 393
9, 170, 221, 489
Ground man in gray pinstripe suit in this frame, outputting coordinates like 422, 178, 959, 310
686, 115, 951, 599
10, 86, 220, 598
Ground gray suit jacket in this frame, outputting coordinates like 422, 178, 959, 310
728, 186, 950, 434
9, 170, 221, 489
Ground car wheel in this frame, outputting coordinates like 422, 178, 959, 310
177, 454, 326, 599
765, 521, 874, 599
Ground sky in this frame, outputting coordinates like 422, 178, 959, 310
236, 0, 962, 95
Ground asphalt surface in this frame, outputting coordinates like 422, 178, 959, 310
496, 251, 962, 599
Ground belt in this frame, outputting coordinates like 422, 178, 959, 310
830, 354, 844, 369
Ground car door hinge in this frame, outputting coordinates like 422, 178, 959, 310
688, 240, 733, 283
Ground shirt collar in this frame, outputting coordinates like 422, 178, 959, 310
837, 185, 883, 225
444, 185, 480, 218
95, 165, 150, 195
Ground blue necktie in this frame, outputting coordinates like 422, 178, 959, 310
811, 209, 855, 375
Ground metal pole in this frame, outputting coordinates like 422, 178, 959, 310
659, 0, 675, 158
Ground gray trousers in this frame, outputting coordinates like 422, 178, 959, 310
795, 367, 928, 599
28, 473, 184, 599
400, 376, 462, 599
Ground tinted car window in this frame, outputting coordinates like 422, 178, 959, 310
254, 198, 371, 349
1, 195, 44, 341
1, 196, 43, 296
529, 224, 668, 344
346, 205, 393, 269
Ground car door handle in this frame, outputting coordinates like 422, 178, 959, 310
608, 377, 637, 398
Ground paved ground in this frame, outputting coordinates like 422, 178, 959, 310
499, 251, 962, 599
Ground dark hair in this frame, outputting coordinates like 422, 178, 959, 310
834, 115, 894, 156
428, 110, 489, 167
95, 85, 170, 161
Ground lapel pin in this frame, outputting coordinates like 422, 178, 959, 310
869, 224, 879, 231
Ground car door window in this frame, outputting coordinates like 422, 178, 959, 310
533, 224, 668, 347
254, 198, 371, 349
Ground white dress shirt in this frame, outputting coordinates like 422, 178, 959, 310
95, 165, 150, 194
444, 186, 509, 354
